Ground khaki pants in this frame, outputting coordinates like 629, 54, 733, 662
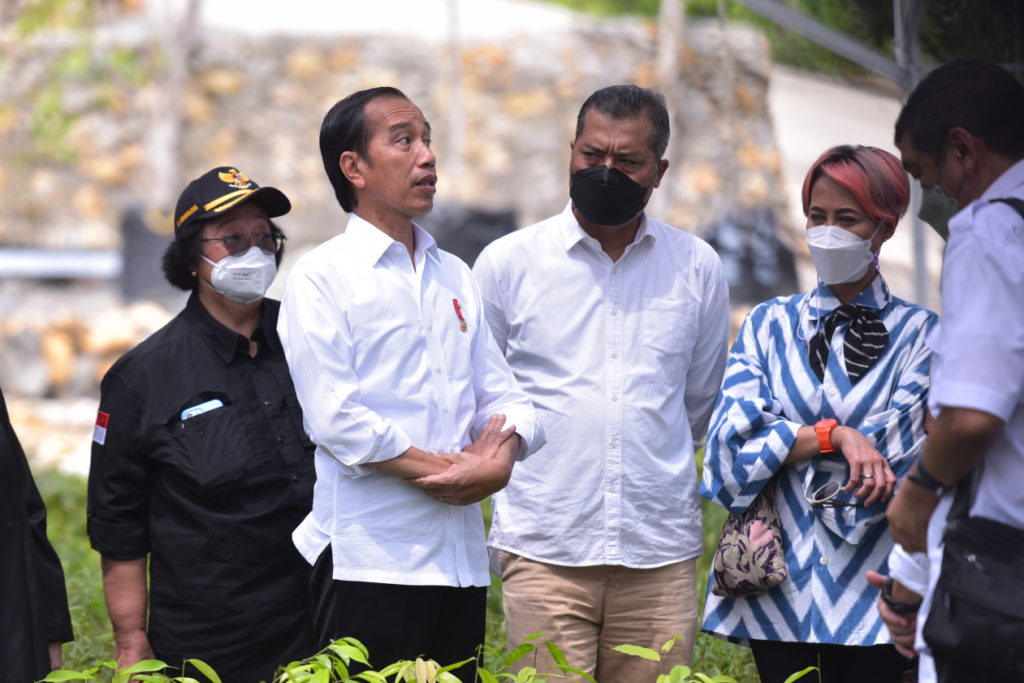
499, 551, 698, 682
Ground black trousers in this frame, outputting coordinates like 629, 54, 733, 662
311, 544, 487, 678
935, 657, 1020, 683
749, 639, 912, 683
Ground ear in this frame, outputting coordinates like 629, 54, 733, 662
339, 151, 365, 190
948, 127, 978, 175
653, 158, 669, 188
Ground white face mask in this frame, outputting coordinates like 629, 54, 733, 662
805, 223, 881, 285
201, 246, 277, 304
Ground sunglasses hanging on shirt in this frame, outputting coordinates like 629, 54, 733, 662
807, 481, 862, 509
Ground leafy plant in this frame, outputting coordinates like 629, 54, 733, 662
42, 635, 819, 683
44, 657, 221, 683
613, 635, 817, 683
476, 632, 593, 682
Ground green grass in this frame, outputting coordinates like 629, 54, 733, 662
37, 469, 757, 680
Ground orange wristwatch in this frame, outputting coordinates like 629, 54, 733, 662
815, 418, 837, 454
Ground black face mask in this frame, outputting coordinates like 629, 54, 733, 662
570, 164, 653, 227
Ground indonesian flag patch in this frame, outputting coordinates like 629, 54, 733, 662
93, 410, 110, 445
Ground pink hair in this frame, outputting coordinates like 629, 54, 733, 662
801, 145, 910, 230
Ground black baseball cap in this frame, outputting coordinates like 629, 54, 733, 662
174, 166, 291, 236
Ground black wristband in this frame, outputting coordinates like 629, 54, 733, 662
881, 577, 921, 615
908, 459, 948, 496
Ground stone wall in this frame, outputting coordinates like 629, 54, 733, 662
0, 14, 786, 401
0, 15, 783, 247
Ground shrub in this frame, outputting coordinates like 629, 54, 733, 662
43, 636, 818, 683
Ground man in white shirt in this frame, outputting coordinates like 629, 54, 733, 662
872, 58, 1024, 683
277, 87, 545, 675
473, 84, 730, 680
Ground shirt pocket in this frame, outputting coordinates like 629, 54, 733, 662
163, 393, 252, 489
639, 297, 697, 378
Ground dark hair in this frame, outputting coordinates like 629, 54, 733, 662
320, 86, 409, 213
162, 219, 286, 291
574, 84, 670, 158
802, 145, 910, 231
895, 58, 1024, 162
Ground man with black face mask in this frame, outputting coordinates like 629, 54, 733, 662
473, 84, 730, 681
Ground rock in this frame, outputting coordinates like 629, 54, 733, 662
199, 66, 245, 96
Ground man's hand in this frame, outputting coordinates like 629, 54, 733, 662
886, 480, 939, 552
865, 571, 920, 659
113, 628, 155, 670
830, 426, 897, 505
48, 642, 63, 671
406, 414, 520, 505
463, 414, 517, 459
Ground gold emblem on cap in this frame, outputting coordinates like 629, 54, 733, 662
219, 169, 253, 189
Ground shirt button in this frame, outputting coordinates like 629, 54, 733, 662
610, 309, 618, 317
827, 387, 838, 396
611, 394, 619, 402
277, 435, 284, 443
819, 556, 828, 566
609, 439, 619, 448
610, 351, 619, 359
264, 399, 272, 405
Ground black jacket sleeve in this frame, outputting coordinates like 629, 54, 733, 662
0, 387, 74, 682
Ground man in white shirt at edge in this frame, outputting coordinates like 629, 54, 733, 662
277, 87, 545, 676
473, 84, 730, 681
865, 59, 1024, 683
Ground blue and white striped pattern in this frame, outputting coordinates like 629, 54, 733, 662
701, 277, 938, 646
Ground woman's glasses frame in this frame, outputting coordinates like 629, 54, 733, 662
807, 481, 862, 509
201, 232, 282, 255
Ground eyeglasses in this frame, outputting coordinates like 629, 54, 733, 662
201, 232, 282, 255
807, 481, 861, 509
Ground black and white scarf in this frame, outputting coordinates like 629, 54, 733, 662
808, 303, 888, 383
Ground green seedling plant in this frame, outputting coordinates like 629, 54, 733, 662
477, 632, 595, 682
41, 635, 817, 683
43, 657, 221, 683
613, 635, 818, 683
273, 636, 473, 682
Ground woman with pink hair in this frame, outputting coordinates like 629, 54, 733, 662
701, 146, 937, 683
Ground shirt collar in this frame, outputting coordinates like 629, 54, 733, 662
806, 274, 890, 321
345, 212, 441, 267
976, 157, 1024, 206
950, 158, 1024, 234
555, 200, 654, 254
184, 291, 279, 363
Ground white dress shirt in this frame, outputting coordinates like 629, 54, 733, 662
474, 203, 730, 568
278, 213, 544, 587
900, 159, 1024, 679
928, 157, 1024, 529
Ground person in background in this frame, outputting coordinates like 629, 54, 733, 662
277, 87, 544, 677
1, 385, 73, 682
87, 166, 317, 682
473, 84, 730, 681
701, 145, 936, 683
875, 57, 1024, 683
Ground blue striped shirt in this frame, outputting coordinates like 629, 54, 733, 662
701, 276, 937, 645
